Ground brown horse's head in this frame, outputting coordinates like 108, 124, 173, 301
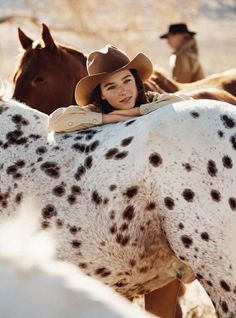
12, 24, 88, 114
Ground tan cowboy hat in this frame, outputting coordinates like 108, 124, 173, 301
75, 44, 153, 106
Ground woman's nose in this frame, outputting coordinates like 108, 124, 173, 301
117, 85, 126, 95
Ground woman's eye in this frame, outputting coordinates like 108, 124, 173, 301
124, 79, 132, 84
107, 85, 115, 90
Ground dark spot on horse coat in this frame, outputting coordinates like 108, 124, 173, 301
53, 185, 66, 197
41, 221, 50, 229
56, 219, 64, 227
62, 134, 72, 139
36, 146, 47, 155
71, 240, 81, 248
105, 148, 119, 159
217, 130, 224, 138
84, 156, 93, 169
114, 151, 128, 160
72, 143, 85, 153
179, 223, 184, 229
228, 197, 236, 210
201, 232, 210, 241
40, 161, 60, 178
121, 136, 133, 147
207, 160, 218, 177
42, 204, 57, 219
78, 262, 88, 269
116, 233, 130, 246
125, 120, 136, 126
12, 114, 29, 126
230, 134, 236, 150
16, 160, 25, 168
110, 224, 117, 234
69, 225, 79, 234
123, 186, 138, 198
164, 197, 175, 210
182, 189, 195, 202
129, 259, 136, 267
109, 210, 115, 219
90, 140, 99, 152
221, 114, 235, 128
71, 185, 81, 195
145, 202, 156, 210
95, 267, 111, 277
191, 111, 199, 118
181, 235, 193, 248
221, 301, 229, 313
149, 152, 162, 167
15, 192, 23, 204
222, 155, 233, 168
123, 206, 135, 221
67, 195, 76, 205
74, 165, 86, 181
210, 189, 221, 202
92, 190, 102, 205
109, 184, 117, 191
6, 129, 27, 146
120, 223, 128, 231
182, 163, 192, 171
220, 280, 231, 292
0, 105, 8, 114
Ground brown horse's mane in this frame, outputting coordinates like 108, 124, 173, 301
59, 44, 88, 68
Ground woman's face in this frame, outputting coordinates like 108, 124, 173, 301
100, 69, 138, 110
167, 33, 186, 50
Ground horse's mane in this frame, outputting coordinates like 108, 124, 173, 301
60, 45, 88, 68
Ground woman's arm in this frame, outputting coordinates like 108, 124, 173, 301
48, 105, 102, 132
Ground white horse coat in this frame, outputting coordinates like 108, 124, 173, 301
0, 97, 235, 317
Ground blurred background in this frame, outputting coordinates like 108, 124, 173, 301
0, 0, 236, 82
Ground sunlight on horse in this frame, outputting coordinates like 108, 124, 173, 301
12, 24, 88, 114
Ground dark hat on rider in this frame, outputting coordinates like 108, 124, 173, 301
75, 44, 153, 106
160, 23, 196, 39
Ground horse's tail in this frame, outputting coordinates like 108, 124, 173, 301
0, 80, 12, 101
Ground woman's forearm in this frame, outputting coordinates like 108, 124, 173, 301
102, 113, 136, 124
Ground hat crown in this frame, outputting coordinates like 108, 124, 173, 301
169, 23, 190, 34
87, 45, 131, 76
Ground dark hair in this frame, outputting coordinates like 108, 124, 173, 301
92, 69, 148, 114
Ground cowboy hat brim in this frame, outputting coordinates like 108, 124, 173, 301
75, 53, 153, 106
160, 30, 196, 39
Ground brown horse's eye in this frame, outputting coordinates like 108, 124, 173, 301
32, 76, 45, 86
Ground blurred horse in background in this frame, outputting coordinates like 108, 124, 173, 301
12, 24, 88, 114
147, 67, 236, 97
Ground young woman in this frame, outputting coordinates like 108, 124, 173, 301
49, 45, 192, 318
49, 44, 190, 133
160, 23, 204, 83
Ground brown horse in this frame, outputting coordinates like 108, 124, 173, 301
12, 24, 88, 114
147, 67, 236, 97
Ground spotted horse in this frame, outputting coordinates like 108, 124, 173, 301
0, 95, 236, 317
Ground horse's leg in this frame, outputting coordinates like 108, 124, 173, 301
144, 279, 183, 318
161, 213, 236, 317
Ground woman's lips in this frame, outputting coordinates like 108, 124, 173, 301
120, 96, 132, 103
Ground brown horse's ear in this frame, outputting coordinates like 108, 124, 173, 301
18, 27, 33, 49
42, 23, 57, 51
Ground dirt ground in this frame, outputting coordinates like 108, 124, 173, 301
180, 280, 217, 318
